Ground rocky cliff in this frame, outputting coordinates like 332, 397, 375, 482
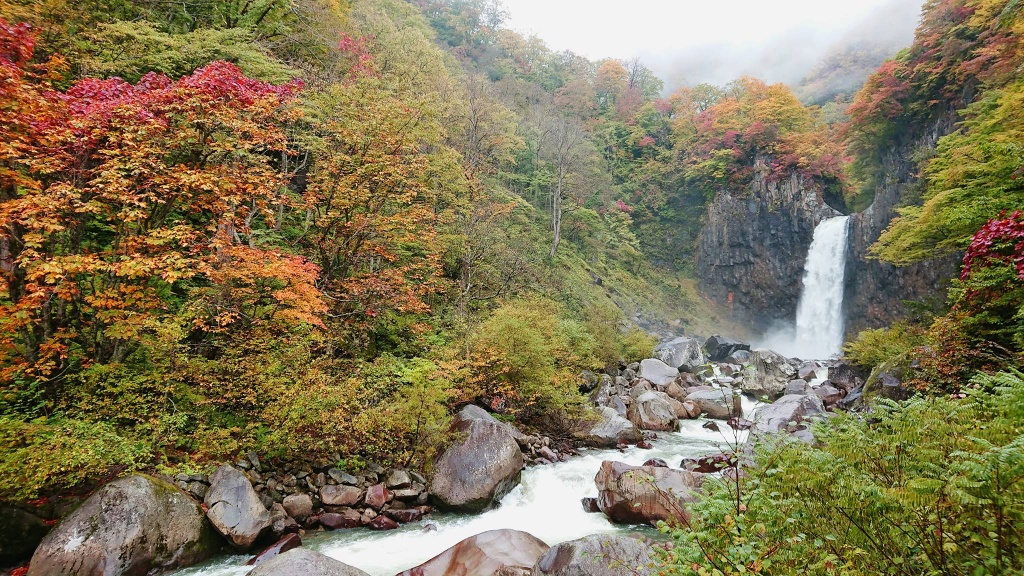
844, 109, 963, 333
696, 161, 841, 330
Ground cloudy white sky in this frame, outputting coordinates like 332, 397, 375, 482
500, 0, 925, 88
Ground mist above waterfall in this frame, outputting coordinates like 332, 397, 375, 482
759, 216, 851, 360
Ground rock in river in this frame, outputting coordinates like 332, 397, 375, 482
28, 474, 220, 576
396, 529, 549, 576
205, 464, 272, 550
248, 548, 370, 576
594, 461, 702, 526
532, 534, 660, 576
430, 411, 524, 512
581, 407, 643, 448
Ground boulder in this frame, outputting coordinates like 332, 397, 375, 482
725, 349, 753, 365
654, 337, 706, 370
588, 375, 615, 407
626, 391, 678, 432
829, 361, 867, 392
785, 380, 812, 395
751, 394, 826, 436
246, 533, 302, 567
248, 548, 370, 576
798, 361, 821, 381
396, 529, 549, 576
282, 494, 313, 521
579, 370, 599, 393
385, 509, 423, 523
638, 359, 679, 387
369, 515, 399, 530
581, 497, 601, 513
813, 384, 844, 406
581, 407, 643, 448
269, 503, 299, 536
320, 509, 362, 530
27, 475, 220, 576
685, 389, 742, 420
665, 381, 688, 402
364, 484, 389, 511
741, 349, 799, 400
204, 464, 272, 550
0, 504, 49, 565
457, 404, 527, 444
704, 335, 751, 362
864, 368, 913, 401
532, 534, 659, 576
321, 485, 362, 507
594, 461, 702, 526
387, 470, 412, 490
430, 415, 523, 512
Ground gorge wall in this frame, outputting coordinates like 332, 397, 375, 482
844, 110, 963, 333
695, 163, 840, 331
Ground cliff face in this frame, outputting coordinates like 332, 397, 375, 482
844, 111, 962, 333
696, 163, 841, 330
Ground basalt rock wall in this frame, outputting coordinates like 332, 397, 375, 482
696, 162, 841, 331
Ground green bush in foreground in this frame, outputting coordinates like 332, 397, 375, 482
662, 370, 1024, 576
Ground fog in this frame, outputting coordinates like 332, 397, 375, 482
502, 0, 924, 90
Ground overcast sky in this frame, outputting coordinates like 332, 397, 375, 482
501, 0, 925, 88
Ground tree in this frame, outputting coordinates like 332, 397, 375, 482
541, 114, 588, 257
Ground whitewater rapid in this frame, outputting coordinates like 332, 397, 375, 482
172, 397, 758, 576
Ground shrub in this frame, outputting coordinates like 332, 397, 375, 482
843, 322, 926, 370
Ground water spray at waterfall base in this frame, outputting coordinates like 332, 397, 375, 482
761, 215, 851, 360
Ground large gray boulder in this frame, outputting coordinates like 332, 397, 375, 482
532, 534, 659, 576
27, 475, 220, 576
205, 464, 272, 550
638, 359, 679, 387
581, 407, 643, 447
685, 388, 742, 420
751, 394, 826, 437
396, 529, 549, 576
0, 505, 49, 565
430, 413, 523, 512
654, 337, 706, 370
247, 548, 370, 576
594, 461, 702, 526
626, 391, 678, 432
741, 349, 799, 400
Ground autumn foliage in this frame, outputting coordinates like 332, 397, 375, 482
0, 21, 320, 383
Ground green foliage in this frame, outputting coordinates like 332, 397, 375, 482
873, 81, 1024, 264
0, 416, 150, 500
664, 370, 1024, 576
843, 322, 928, 370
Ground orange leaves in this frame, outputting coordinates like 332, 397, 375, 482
0, 26, 317, 379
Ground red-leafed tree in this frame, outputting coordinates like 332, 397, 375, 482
0, 20, 323, 383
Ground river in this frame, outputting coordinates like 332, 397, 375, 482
172, 397, 758, 576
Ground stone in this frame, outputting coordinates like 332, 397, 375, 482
321, 485, 363, 507
814, 384, 844, 406
0, 504, 49, 565
248, 548, 370, 576
387, 469, 413, 490
532, 534, 659, 576
686, 388, 742, 420
638, 358, 679, 386
751, 394, 827, 436
282, 493, 313, 522
581, 407, 643, 448
642, 458, 668, 468
430, 415, 523, 512
740, 349, 799, 400
204, 464, 272, 550
246, 533, 302, 567
829, 361, 866, 392
364, 483, 390, 511
725, 349, 753, 365
594, 461, 702, 526
457, 404, 527, 444
665, 381, 688, 402
627, 391, 678, 432
269, 503, 299, 536
328, 468, 360, 486
369, 515, 399, 530
628, 379, 654, 399
322, 509, 363, 530
681, 453, 736, 474
865, 369, 913, 401
654, 337, 706, 370
385, 509, 423, 523
579, 370, 599, 393
609, 395, 628, 418
581, 497, 601, 513
396, 529, 549, 576
704, 335, 751, 362
393, 488, 421, 500
702, 420, 720, 432
798, 361, 821, 381
27, 475, 219, 576
786, 379, 812, 395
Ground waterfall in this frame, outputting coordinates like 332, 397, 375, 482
788, 215, 851, 359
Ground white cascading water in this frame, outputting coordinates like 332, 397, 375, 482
783, 215, 851, 359
171, 398, 759, 576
